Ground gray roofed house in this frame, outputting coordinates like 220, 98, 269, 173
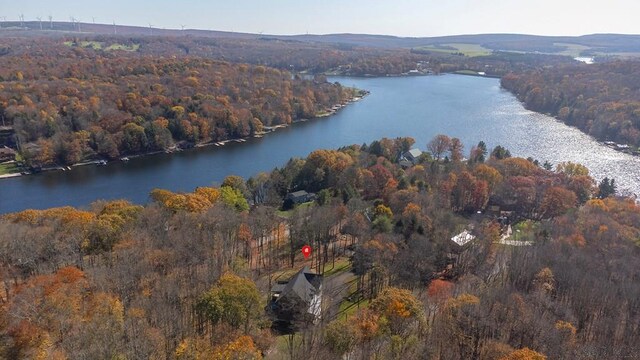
267, 266, 323, 325
402, 148, 423, 164
286, 190, 316, 205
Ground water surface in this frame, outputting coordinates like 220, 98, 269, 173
1, 74, 638, 213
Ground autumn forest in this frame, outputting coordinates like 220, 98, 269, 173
1, 29, 640, 360
1, 133, 639, 359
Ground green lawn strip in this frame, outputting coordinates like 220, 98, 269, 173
266, 334, 304, 360
0, 163, 20, 175
275, 201, 314, 218
322, 257, 351, 277
270, 268, 300, 283
338, 296, 370, 318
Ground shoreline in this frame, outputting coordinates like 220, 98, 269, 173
0, 92, 368, 181
500, 85, 640, 158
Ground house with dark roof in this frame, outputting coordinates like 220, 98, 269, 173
266, 266, 323, 326
286, 190, 316, 205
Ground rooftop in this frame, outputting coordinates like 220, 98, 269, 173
451, 230, 476, 246
406, 148, 422, 158
289, 190, 309, 197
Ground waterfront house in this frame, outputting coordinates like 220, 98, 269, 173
0, 146, 16, 162
266, 266, 323, 325
402, 148, 423, 164
286, 190, 316, 205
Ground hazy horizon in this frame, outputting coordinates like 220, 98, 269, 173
4, 0, 640, 37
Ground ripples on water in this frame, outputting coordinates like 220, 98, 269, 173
1, 74, 638, 213
488, 96, 640, 198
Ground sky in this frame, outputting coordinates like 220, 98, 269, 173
2, 0, 640, 37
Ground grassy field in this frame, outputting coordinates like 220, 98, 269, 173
337, 278, 369, 318
322, 257, 351, 277
415, 43, 492, 57
104, 43, 140, 51
64, 41, 139, 52
267, 334, 303, 360
0, 163, 19, 175
275, 201, 314, 218
553, 42, 592, 57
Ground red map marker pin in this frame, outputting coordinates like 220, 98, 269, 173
302, 245, 312, 259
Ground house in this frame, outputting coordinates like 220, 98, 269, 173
0, 146, 16, 162
402, 148, 423, 164
451, 230, 476, 247
399, 159, 413, 169
266, 266, 323, 326
447, 229, 478, 267
286, 190, 316, 205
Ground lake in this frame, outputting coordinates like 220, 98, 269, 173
1, 74, 639, 213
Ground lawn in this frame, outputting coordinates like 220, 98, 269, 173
338, 293, 369, 318
275, 201, 314, 219
322, 257, 351, 277
0, 163, 19, 175
266, 334, 303, 360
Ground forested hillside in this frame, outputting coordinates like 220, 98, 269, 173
0, 136, 637, 359
0, 35, 579, 170
0, 46, 358, 166
501, 60, 640, 148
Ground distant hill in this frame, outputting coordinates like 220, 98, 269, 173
3, 21, 640, 57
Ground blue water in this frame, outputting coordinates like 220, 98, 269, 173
1, 74, 638, 213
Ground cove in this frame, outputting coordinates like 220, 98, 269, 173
1, 74, 639, 213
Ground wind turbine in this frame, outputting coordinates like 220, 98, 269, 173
92, 17, 96, 24
36, 16, 42, 30
19, 13, 24, 28
48, 15, 53, 29
76, 18, 81, 32
148, 23, 153, 36
0, 16, 5, 29
113, 21, 117, 34
180, 24, 185, 31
